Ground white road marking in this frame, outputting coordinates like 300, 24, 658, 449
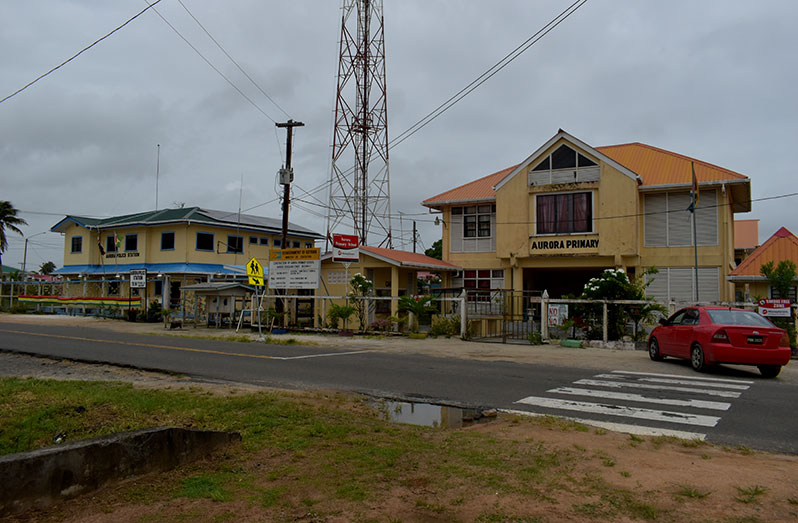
501, 409, 706, 440
594, 374, 750, 391
272, 350, 374, 360
610, 370, 754, 385
514, 396, 720, 427
547, 387, 731, 411
574, 379, 742, 398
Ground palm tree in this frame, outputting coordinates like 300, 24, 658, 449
0, 201, 27, 274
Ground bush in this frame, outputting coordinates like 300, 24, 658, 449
327, 303, 355, 330
368, 319, 393, 332
428, 314, 460, 337
528, 331, 543, 345
146, 300, 163, 322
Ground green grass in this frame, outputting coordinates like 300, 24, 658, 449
674, 484, 712, 499
735, 485, 768, 504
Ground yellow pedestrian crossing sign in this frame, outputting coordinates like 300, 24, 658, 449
246, 257, 264, 286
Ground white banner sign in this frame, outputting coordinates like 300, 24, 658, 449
548, 304, 569, 326
269, 260, 320, 290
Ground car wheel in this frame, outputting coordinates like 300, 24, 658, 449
757, 365, 782, 379
648, 338, 663, 361
691, 344, 708, 372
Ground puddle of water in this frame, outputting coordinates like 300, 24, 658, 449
372, 399, 495, 428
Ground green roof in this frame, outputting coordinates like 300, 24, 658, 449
51, 207, 323, 239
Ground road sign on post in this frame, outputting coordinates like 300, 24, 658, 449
246, 257, 264, 287
130, 269, 147, 289
332, 234, 359, 263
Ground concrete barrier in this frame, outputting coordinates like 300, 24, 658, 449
0, 426, 241, 516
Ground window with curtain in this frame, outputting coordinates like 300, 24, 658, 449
536, 192, 592, 234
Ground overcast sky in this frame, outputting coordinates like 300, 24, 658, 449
2, 1, 797, 271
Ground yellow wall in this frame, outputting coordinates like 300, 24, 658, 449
60, 222, 316, 269
431, 138, 741, 301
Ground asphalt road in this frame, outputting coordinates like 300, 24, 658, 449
1, 320, 796, 455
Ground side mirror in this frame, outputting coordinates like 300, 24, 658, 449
658, 318, 669, 326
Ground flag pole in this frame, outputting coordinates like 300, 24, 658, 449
690, 162, 699, 302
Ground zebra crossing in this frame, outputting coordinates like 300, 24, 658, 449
508, 370, 754, 440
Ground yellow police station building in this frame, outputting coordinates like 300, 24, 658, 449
51, 207, 323, 309
422, 130, 751, 302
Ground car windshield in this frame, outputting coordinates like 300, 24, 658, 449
706, 309, 774, 327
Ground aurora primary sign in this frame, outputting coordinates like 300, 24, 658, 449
530, 238, 599, 251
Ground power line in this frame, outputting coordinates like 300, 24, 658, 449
145, 1, 277, 123
0, 0, 166, 105
389, 0, 588, 150
175, 0, 292, 120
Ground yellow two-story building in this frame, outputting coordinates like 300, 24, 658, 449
51, 207, 323, 308
422, 130, 751, 302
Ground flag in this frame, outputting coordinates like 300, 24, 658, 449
97, 237, 105, 256
687, 161, 699, 213
115, 232, 122, 250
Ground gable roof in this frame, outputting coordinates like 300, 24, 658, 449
422, 131, 751, 212
322, 246, 460, 271
422, 165, 517, 207
728, 227, 798, 279
51, 207, 323, 239
596, 142, 748, 187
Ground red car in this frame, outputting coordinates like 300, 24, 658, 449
648, 306, 791, 378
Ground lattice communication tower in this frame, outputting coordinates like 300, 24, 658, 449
326, 0, 392, 247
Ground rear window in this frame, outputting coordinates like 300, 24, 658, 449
706, 309, 774, 327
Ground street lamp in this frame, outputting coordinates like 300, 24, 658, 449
22, 231, 48, 275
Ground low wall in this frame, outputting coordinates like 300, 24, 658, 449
0, 426, 241, 516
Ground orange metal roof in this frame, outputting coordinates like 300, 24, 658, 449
422, 165, 517, 207
360, 245, 461, 270
423, 141, 749, 207
729, 227, 798, 277
595, 142, 748, 187
734, 219, 759, 250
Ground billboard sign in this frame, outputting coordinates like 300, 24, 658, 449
269, 248, 320, 290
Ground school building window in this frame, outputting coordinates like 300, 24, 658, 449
528, 144, 600, 186
305, 242, 313, 248
196, 232, 214, 251
227, 235, 244, 254
106, 235, 118, 253
161, 232, 175, 250
259, 237, 269, 246
274, 239, 282, 247
644, 190, 718, 247
450, 205, 496, 253
125, 234, 137, 251
70, 236, 82, 253
453, 269, 505, 290
536, 192, 592, 234
645, 267, 720, 302
249, 236, 258, 244
292, 240, 300, 248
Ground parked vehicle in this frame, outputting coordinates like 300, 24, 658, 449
648, 306, 791, 378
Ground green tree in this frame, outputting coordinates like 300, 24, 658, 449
39, 261, 56, 275
425, 239, 442, 260
0, 201, 27, 272
760, 260, 797, 349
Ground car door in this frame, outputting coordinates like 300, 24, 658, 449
658, 309, 687, 356
671, 308, 699, 358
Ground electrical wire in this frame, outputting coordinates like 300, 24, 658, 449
389, 0, 588, 151
145, 1, 277, 123
175, 0, 292, 120
0, 0, 166, 105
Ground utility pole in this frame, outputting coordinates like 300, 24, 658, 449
413, 221, 417, 253
276, 120, 304, 248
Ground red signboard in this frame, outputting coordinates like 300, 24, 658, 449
758, 299, 791, 318
332, 234, 359, 263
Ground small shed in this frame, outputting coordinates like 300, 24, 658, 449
182, 281, 255, 328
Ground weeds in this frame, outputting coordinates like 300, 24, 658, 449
674, 485, 711, 499
735, 485, 768, 504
